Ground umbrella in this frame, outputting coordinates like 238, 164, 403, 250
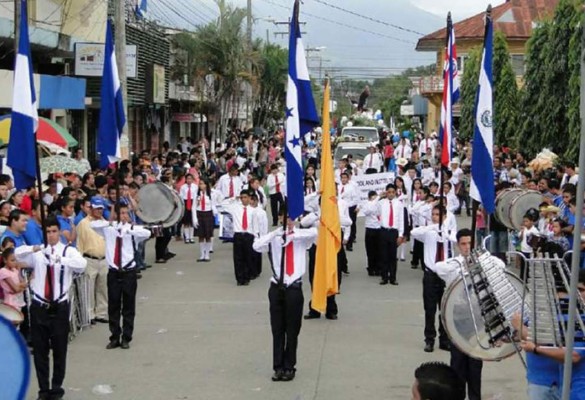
0, 115, 78, 148
40, 155, 89, 175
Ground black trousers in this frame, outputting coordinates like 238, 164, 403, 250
269, 193, 284, 225
451, 344, 483, 400
365, 228, 380, 274
233, 232, 254, 284
251, 248, 262, 278
107, 269, 138, 343
307, 244, 344, 317
155, 228, 172, 260
379, 228, 398, 283
268, 283, 304, 372
412, 239, 425, 268
348, 206, 357, 245
30, 301, 70, 399
423, 269, 447, 344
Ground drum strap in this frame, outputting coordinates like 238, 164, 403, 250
122, 226, 137, 270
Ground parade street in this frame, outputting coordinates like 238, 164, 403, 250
25, 217, 526, 400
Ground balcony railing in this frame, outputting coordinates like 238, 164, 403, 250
419, 76, 444, 94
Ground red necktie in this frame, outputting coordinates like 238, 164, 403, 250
369, 155, 373, 167
388, 201, 394, 227
114, 230, 122, 268
436, 242, 445, 262
44, 247, 55, 301
285, 230, 294, 276
229, 178, 234, 198
242, 207, 248, 230
275, 175, 280, 193
186, 186, 192, 211
341, 186, 345, 194
401, 147, 405, 158
201, 193, 206, 210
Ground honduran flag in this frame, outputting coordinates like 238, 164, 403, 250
285, 0, 319, 220
438, 13, 460, 168
7, 0, 39, 190
470, 9, 495, 214
97, 20, 126, 169
135, 0, 147, 19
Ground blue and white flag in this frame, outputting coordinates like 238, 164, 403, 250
285, 0, 319, 220
7, 0, 38, 190
97, 20, 126, 169
470, 10, 495, 214
135, 0, 147, 18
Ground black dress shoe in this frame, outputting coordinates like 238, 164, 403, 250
346, 246, 353, 252
136, 272, 142, 279
106, 341, 120, 349
390, 281, 399, 286
379, 280, 389, 285
94, 317, 109, 324
304, 313, 321, 320
242, 281, 250, 286
145, 264, 152, 269
281, 369, 296, 381
155, 259, 167, 264
325, 314, 338, 320
237, 282, 244, 286
271, 369, 284, 382
439, 341, 451, 351
120, 340, 130, 349
342, 270, 350, 275
91, 319, 97, 325
424, 342, 434, 353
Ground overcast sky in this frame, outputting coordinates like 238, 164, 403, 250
159, 0, 509, 77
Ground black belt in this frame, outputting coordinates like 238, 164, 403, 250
32, 300, 68, 309
108, 267, 137, 273
271, 280, 302, 289
84, 254, 105, 260
381, 227, 397, 231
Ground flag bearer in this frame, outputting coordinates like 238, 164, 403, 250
15, 217, 87, 400
253, 217, 317, 382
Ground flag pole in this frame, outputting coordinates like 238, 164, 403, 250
278, 199, 288, 289
439, 12, 452, 231
33, 140, 47, 245
561, 4, 585, 398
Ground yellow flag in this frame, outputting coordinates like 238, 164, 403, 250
312, 80, 341, 313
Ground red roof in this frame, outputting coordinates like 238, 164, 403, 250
416, 0, 559, 51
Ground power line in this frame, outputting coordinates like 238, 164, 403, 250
258, 0, 416, 45
313, 0, 425, 36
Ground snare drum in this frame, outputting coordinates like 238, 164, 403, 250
495, 189, 543, 231
0, 303, 24, 325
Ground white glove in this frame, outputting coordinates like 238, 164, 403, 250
193, 219, 199, 229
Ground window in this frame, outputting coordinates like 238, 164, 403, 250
457, 55, 469, 73
511, 54, 526, 76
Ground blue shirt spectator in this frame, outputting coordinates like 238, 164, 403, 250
57, 214, 75, 246
74, 211, 87, 226
1, 229, 26, 248
23, 218, 43, 245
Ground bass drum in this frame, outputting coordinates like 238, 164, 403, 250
441, 271, 526, 361
0, 303, 24, 325
495, 189, 542, 231
137, 182, 182, 228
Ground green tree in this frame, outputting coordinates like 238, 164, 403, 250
253, 43, 287, 128
493, 31, 520, 146
566, 12, 582, 161
458, 47, 481, 140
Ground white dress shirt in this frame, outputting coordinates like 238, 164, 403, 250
410, 224, 457, 271
338, 181, 359, 208
253, 227, 317, 286
223, 203, 255, 234
363, 153, 383, 171
421, 167, 436, 186
179, 183, 198, 201
267, 173, 286, 195
395, 144, 412, 160
16, 243, 87, 304
434, 255, 506, 288
195, 191, 217, 213
361, 199, 381, 229
420, 138, 436, 157
90, 221, 151, 270
410, 200, 430, 227
300, 199, 352, 241
377, 198, 405, 236
217, 173, 245, 199
252, 206, 269, 237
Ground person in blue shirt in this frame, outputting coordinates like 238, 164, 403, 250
74, 198, 91, 226
23, 200, 44, 246
56, 198, 77, 246
0, 209, 28, 248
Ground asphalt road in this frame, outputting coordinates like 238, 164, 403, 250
26, 216, 527, 400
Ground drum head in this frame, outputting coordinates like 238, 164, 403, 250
509, 191, 543, 231
0, 304, 24, 324
138, 183, 178, 225
495, 189, 522, 230
441, 271, 525, 361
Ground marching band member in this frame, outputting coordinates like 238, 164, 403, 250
248, 177, 268, 210
250, 192, 268, 278
253, 217, 317, 382
338, 172, 359, 253
217, 164, 245, 201
432, 229, 492, 400
410, 187, 431, 270
267, 164, 286, 227
358, 190, 381, 276
91, 203, 151, 350
15, 217, 87, 400
179, 174, 198, 244
223, 190, 256, 286
410, 205, 454, 354
363, 144, 383, 174
376, 183, 405, 286
193, 179, 217, 262
209, 178, 224, 254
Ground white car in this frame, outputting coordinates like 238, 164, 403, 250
333, 142, 370, 164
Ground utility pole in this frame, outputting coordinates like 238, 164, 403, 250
273, 19, 306, 37
14, 0, 20, 54
114, 0, 129, 158
246, 0, 252, 129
